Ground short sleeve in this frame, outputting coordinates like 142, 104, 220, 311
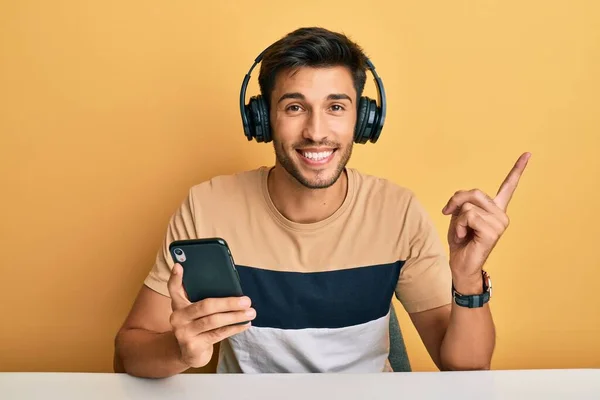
395, 193, 452, 313
144, 190, 198, 297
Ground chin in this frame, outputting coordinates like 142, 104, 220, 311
295, 170, 341, 189
288, 155, 347, 189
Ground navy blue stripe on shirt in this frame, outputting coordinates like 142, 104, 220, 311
235, 261, 404, 330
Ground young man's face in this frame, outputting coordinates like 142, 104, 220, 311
269, 66, 357, 189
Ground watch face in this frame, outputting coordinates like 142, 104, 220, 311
483, 271, 492, 298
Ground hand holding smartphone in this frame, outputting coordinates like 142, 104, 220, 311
166, 238, 256, 369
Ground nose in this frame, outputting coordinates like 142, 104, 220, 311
302, 110, 327, 143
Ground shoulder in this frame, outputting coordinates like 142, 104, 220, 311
183, 167, 265, 213
189, 167, 263, 197
350, 168, 417, 209
350, 168, 435, 229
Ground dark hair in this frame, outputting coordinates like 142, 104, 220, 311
258, 27, 368, 107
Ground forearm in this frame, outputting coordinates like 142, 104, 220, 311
439, 303, 495, 370
114, 328, 190, 378
439, 277, 495, 370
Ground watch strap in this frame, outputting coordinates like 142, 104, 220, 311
453, 289, 490, 308
452, 270, 492, 308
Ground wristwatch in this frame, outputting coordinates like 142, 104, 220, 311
452, 270, 492, 308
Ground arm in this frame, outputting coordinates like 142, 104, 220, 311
409, 300, 495, 371
113, 189, 199, 378
395, 196, 495, 371
114, 285, 191, 378
409, 153, 529, 371
113, 187, 253, 378
114, 264, 254, 378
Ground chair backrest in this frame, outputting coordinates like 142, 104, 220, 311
387, 302, 411, 372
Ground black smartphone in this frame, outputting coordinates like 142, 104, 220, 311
168, 238, 244, 303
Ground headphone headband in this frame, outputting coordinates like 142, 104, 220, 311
240, 45, 387, 143
364, 59, 387, 142
239, 47, 268, 140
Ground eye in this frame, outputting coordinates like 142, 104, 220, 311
329, 104, 345, 112
286, 104, 304, 113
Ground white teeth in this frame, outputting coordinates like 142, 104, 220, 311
301, 151, 333, 160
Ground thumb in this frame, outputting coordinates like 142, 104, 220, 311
454, 214, 470, 243
167, 263, 191, 310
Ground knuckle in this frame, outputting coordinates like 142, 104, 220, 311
206, 313, 225, 329
199, 298, 219, 315
210, 325, 242, 342
472, 189, 485, 200
184, 339, 197, 354
169, 312, 180, 328
194, 316, 209, 333
231, 311, 245, 324
230, 297, 245, 310
194, 300, 209, 316
207, 328, 224, 342
173, 325, 188, 344
496, 213, 509, 228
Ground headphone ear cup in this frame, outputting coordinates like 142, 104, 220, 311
257, 96, 271, 143
355, 97, 381, 144
354, 97, 369, 144
248, 98, 262, 142
247, 96, 271, 143
248, 96, 264, 142
362, 98, 378, 143
243, 100, 255, 141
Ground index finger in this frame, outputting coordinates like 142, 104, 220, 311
167, 263, 191, 311
181, 296, 252, 321
494, 152, 531, 210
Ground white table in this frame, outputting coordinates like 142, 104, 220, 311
1, 369, 599, 399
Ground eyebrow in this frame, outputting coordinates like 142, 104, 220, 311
277, 92, 353, 104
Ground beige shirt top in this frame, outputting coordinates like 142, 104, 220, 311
144, 166, 452, 373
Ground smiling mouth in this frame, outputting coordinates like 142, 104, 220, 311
296, 149, 337, 165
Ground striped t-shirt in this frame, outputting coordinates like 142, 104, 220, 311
144, 166, 452, 373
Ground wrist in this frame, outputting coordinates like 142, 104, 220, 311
452, 272, 484, 295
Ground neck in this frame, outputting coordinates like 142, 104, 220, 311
267, 165, 348, 224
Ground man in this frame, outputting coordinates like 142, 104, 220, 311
114, 27, 530, 377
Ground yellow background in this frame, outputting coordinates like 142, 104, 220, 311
1, 0, 599, 372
